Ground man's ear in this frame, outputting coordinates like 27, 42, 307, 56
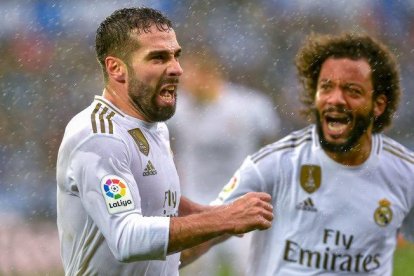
105, 56, 127, 83
374, 94, 387, 117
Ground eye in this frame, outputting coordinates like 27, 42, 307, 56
345, 85, 363, 97
152, 54, 165, 61
149, 52, 169, 63
318, 82, 332, 93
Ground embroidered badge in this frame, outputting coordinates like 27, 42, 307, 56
101, 175, 135, 214
374, 199, 393, 227
128, 128, 150, 156
300, 165, 321, 194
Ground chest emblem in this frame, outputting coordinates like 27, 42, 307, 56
300, 165, 321, 194
374, 199, 393, 227
129, 128, 150, 156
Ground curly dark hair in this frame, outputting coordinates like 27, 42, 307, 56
295, 32, 401, 133
95, 7, 172, 82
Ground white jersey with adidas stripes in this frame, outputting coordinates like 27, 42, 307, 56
213, 125, 414, 276
56, 95, 180, 276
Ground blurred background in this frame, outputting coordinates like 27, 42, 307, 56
1, 0, 414, 275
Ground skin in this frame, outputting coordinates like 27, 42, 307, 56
315, 58, 387, 166
100, 24, 273, 256
103, 25, 183, 122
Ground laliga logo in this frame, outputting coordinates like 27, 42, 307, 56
103, 178, 132, 208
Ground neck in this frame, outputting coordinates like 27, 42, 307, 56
324, 135, 372, 166
103, 85, 148, 121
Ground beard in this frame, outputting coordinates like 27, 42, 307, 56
127, 73, 177, 122
315, 108, 374, 153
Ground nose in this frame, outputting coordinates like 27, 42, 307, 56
326, 86, 346, 106
167, 59, 184, 76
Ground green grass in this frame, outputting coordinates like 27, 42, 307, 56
393, 244, 414, 276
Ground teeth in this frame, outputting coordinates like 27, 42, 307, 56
327, 121, 347, 132
159, 86, 175, 103
161, 93, 172, 99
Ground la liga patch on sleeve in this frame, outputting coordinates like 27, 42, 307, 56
100, 175, 135, 214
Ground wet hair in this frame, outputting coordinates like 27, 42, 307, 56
95, 7, 172, 82
295, 32, 401, 133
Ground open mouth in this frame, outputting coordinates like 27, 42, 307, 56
324, 113, 351, 137
159, 85, 176, 105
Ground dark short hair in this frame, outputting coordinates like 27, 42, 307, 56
295, 32, 401, 133
95, 7, 172, 81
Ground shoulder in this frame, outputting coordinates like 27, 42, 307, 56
60, 98, 128, 157
88, 97, 126, 136
250, 126, 313, 164
379, 135, 414, 209
380, 135, 414, 166
65, 98, 125, 136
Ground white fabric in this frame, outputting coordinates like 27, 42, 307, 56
215, 125, 414, 276
168, 83, 280, 276
168, 82, 280, 204
56, 95, 180, 276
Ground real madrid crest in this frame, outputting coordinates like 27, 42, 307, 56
300, 165, 321, 194
374, 199, 393, 227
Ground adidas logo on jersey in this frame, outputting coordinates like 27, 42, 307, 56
143, 160, 157, 176
296, 197, 317, 212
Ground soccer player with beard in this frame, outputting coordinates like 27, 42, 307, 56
213, 33, 414, 275
56, 7, 273, 275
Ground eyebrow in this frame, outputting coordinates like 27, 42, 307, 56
318, 79, 365, 89
148, 48, 182, 57
318, 79, 332, 84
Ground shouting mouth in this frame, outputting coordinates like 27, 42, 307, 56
323, 111, 352, 139
158, 84, 176, 106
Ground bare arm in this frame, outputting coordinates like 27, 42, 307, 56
178, 196, 214, 216
177, 196, 231, 267
167, 192, 273, 254
179, 235, 231, 268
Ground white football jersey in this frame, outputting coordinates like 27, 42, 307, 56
168, 82, 280, 204
214, 125, 414, 275
56, 96, 180, 275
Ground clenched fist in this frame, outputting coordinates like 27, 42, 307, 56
168, 193, 273, 254
220, 192, 273, 234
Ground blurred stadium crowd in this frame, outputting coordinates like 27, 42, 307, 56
1, 0, 414, 274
